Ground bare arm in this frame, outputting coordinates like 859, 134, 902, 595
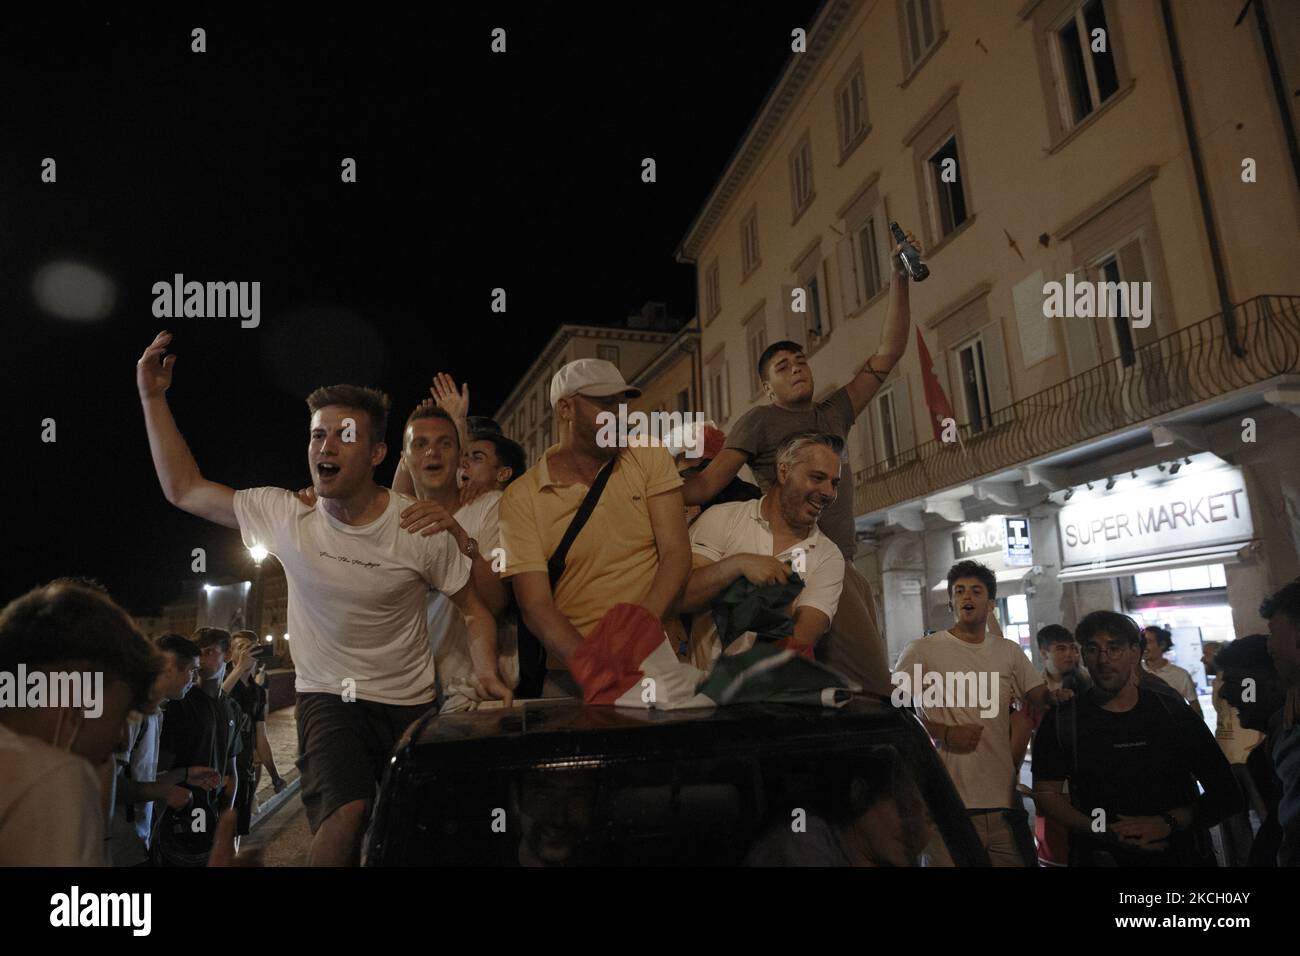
680, 448, 750, 507
392, 461, 415, 496
787, 605, 831, 653
137, 332, 239, 529
512, 570, 586, 665
448, 581, 513, 704
677, 552, 790, 614
843, 232, 917, 419
638, 489, 691, 620
254, 722, 281, 782
1033, 779, 1095, 834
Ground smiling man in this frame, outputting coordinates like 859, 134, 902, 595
136, 331, 507, 865
677, 432, 846, 663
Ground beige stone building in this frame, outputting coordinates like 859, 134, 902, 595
493, 303, 698, 466
677, 0, 1300, 677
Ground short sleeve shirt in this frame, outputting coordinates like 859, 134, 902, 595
499, 444, 682, 642
895, 630, 1044, 809
689, 497, 845, 621
724, 386, 858, 560
233, 487, 470, 705
0, 724, 105, 866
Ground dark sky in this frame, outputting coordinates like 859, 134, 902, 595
0, 3, 824, 613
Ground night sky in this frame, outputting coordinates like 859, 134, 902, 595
0, 4, 823, 613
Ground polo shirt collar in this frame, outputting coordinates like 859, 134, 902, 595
749, 494, 823, 556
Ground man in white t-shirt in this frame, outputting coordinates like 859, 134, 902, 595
677, 432, 845, 666
1141, 625, 1202, 716
894, 560, 1068, 866
136, 331, 509, 866
0, 582, 160, 866
388, 405, 524, 711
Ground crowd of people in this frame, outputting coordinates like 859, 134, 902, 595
3, 224, 1298, 867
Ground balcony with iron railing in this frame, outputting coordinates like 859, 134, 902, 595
854, 294, 1300, 518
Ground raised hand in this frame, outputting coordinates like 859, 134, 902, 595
137, 331, 177, 399
890, 229, 922, 276
430, 373, 469, 421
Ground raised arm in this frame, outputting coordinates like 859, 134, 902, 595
843, 230, 918, 419
137, 332, 239, 529
680, 448, 751, 507
430, 373, 471, 450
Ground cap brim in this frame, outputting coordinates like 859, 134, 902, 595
578, 384, 642, 399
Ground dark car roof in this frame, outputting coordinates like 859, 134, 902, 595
402, 695, 910, 753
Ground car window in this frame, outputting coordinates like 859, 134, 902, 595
390, 743, 957, 866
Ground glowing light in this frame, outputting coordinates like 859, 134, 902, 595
249, 544, 269, 563
32, 259, 118, 322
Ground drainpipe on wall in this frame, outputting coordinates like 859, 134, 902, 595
1160, 0, 1245, 357
1238, 0, 1300, 198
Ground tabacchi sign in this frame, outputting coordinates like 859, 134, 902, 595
1058, 467, 1253, 566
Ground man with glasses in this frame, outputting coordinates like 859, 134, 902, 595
1032, 611, 1240, 866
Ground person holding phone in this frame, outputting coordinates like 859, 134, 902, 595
223, 632, 284, 839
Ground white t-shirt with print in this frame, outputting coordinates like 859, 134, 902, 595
0, 723, 106, 866
233, 487, 470, 706
895, 629, 1044, 810
688, 497, 845, 659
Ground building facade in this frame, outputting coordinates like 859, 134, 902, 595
677, 0, 1300, 674
492, 303, 694, 465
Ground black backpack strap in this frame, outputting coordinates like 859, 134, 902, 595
547, 457, 617, 589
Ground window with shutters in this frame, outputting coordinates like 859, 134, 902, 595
789, 133, 815, 222
740, 208, 761, 279
905, 89, 973, 254
837, 178, 890, 318
707, 359, 730, 424
1053, 0, 1120, 130
597, 345, 620, 368
794, 246, 831, 352
876, 388, 899, 469
956, 336, 994, 435
898, 0, 946, 83
746, 315, 768, 399
835, 62, 870, 158
703, 261, 721, 323
1029, 0, 1133, 150
927, 137, 967, 238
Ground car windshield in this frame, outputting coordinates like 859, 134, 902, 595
393, 743, 956, 866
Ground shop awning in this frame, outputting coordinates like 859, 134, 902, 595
931, 566, 1034, 592
1056, 542, 1250, 583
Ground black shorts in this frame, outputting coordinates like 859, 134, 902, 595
295, 692, 434, 834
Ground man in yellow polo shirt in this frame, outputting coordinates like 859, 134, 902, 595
500, 359, 692, 697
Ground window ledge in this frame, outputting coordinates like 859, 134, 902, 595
836, 124, 872, 168
847, 286, 891, 321
924, 212, 977, 261
806, 328, 832, 356
1047, 80, 1137, 156
900, 31, 949, 90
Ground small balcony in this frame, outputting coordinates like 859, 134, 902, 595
854, 294, 1300, 518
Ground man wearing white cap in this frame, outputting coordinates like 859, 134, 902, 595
499, 359, 692, 696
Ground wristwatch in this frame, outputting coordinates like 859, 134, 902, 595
462, 537, 479, 559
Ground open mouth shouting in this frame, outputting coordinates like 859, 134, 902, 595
316, 461, 342, 483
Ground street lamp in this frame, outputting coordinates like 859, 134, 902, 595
246, 544, 268, 639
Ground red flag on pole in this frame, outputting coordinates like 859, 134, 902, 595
916, 328, 957, 443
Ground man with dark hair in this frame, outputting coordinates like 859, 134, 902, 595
677, 432, 846, 665
679, 233, 919, 698
1032, 610, 1240, 866
0, 582, 159, 865
222, 632, 285, 839
895, 560, 1063, 865
109, 632, 216, 866
1261, 580, 1300, 865
1218, 634, 1288, 865
465, 430, 527, 492
1141, 624, 1200, 715
137, 332, 502, 865
153, 627, 242, 865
